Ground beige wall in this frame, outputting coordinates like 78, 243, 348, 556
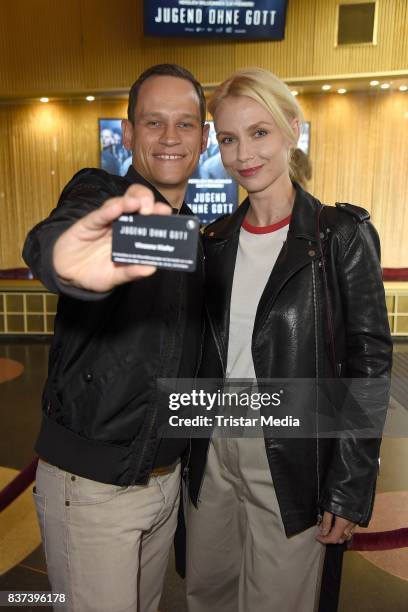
0, 99, 126, 269
1, 89, 407, 269
0, 0, 407, 98
302, 91, 408, 267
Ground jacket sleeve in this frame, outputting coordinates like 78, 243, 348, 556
319, 218, 393, 525
22, 169, 115, 301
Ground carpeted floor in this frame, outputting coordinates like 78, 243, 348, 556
390, 352, 408, 410
0, 337, 407, 611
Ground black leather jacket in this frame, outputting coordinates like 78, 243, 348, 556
188, 184, 392, 537
23, 166, 204, 486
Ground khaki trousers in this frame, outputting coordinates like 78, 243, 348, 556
33, 459, 180, 612
185, 438, 325, 612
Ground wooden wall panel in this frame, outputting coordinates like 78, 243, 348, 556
1, 90, 407, 269
312, 0, 408, 77
370, 93, 408, 266
297, 89, 408, 267
79, 0, 236, 90
0, 0, 85, 96
0, 0, 407, 98
0, 99, 127, 269
234, 0, 318, 78
300, 93, 377, 207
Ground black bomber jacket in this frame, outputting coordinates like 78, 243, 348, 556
22, 166, 204, 486
188, 183, 393, 537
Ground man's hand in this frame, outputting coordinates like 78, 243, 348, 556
315, 511, 356, 545
53, 184, 171, 292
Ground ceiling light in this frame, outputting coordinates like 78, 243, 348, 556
370, 80, 379, 86
86, 95, 95, 101
40, 97, 49, 103
380, 83, 390, 89
399, 85, 408, 92
291, 90, 298, 97
322, 85, 331, 91
337, 88, 347, 94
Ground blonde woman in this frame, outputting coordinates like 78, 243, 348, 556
185, 69, 392, 611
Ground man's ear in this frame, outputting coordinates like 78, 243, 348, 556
201, 122, 210, 155
121, 119, 134, 151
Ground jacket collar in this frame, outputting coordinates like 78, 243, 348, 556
290, 183, 323, 242
206, 182, 322, 243
124, 164, 193, 216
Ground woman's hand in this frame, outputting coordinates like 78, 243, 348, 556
315, 511, 356, 544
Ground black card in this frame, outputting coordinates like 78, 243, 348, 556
112, 214, 200, 272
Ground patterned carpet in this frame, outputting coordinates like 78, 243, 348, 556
391, 352, 408, 410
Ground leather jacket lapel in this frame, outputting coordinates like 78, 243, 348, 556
253, 185, 323, 337
253, 230, 321, 338
204, 201, 249, 369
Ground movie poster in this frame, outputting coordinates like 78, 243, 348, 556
99, 119, 133, 177
185, 122, 238, 225
298, 122, 310, 155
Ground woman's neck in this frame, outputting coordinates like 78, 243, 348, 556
246, 173, 296, 227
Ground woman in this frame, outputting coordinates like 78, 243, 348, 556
185, 68, 392, 612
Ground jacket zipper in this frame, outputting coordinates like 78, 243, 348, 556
311, 258, 321, 519
195, 302, 227, 503
132, 274, 185, 485
184, 317, 205, 491
183, 245, 206, 491
182, 438, 192, 491
193, 246, 206, 380
205, 301, 226, 380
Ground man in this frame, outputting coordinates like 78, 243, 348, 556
100, 127, 120, 175
23, 64, 209, 612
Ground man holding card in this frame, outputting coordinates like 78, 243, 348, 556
22, 64, 209, 612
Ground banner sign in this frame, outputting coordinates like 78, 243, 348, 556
144, 0, 288, 40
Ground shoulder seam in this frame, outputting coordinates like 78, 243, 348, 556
321, 205, 357, 249
335, 202, 370, 222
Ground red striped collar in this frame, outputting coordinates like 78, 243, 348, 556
242, 214, 291, 234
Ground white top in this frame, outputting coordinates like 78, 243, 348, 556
226, 215, 291, 381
